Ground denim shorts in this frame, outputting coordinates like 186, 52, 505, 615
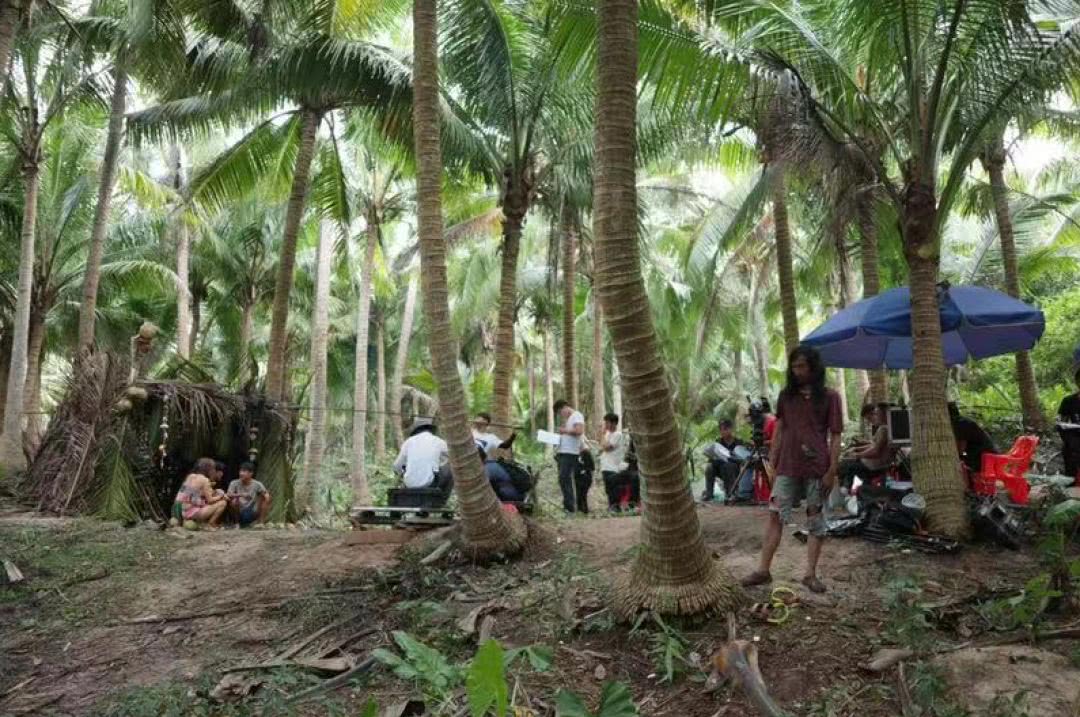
770, 475, 826, 536
238, 505, 258, 525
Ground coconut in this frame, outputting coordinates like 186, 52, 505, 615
183, 520, 199, 531
138, 321, 160, 340
168, 517, 179, 528
115, 398, 134, 413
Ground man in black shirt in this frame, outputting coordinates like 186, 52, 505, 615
948, 403, 997, 475
1057, 368, 1080, 480
701, 419, 745, 502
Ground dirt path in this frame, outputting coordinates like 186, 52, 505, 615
0, 504, 1071, 716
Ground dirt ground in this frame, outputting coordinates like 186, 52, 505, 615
2, 499, 1079, 716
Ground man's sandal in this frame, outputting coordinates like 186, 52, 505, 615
801, 575, 826, 594
740, 570, 773, 587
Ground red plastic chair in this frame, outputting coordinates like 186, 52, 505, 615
973, 435, 1039, 505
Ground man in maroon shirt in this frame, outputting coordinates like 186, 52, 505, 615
742, 346, 843, 594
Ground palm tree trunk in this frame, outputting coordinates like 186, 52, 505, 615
350, 224, 378, 505
172, 143, 192, 360
731, 345, 743, 429
0, 153, 40, 473
412, 0, 524, 556
903, 184, 968, 538
0, 0, 23, 92
592, 298, 604, 436
544, 328, 552, 455
77, 65, 127, 351
491, 214, 522, 435
266, 107, 321, 402
238, 298, 254, 378
749, 268, 769, 396
0, 330, 11, 427
22, 306, 45, 457
301, 222, 333, 512
857, 199, 888, 403
375, 315, 387, 460
391, 273, 419, 447
772, 168, 799, 352
836, 228, 870, 406
561, 206, 577, 407
190, 292, 201, 354
611, 358, 622, 420
525, 345, 536, 433
594, 0, 738, 617
982, 142, 1045, 431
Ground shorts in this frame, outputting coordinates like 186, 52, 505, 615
238, 505, 259, 526
769, 475, 826, 537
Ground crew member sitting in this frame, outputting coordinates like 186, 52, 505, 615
226, 461, 271, 526
393, 417, 452, 492
1057, 366, 1080, 481
949, 402, 997, 476
472, 412, 516, 457
838, 403, 893, 488
173, 457, 227, 529
479, 446, 523, 502
701, 418, 745, 502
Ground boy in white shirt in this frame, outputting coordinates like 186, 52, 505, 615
599, 413, 628, 511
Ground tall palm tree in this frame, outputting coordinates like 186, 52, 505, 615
0, 0, 24, 89
980, 136, 1045, 431
440, 0, 594, 432
390, 271, 419, 446
0, 27, 108, 472
128, 0, 414, 402
412, 0, 525, 557
301, 221, 333, 510
560, 203, 578, 406
593, 0, 739, 616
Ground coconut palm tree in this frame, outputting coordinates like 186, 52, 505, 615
592, 0, 739, 616
412, 0, 525, 557
301, 221, 334, 509
0, 24, 112, 473
127, 0, 414, 402
979, 135, 1045, 431
439, 0, 595, 433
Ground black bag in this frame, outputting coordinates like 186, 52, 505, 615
499, 460, 534, 495
865, 503, 919, 535
579, 449, 595, 475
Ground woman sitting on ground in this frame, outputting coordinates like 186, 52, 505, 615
173, 457, 227, 529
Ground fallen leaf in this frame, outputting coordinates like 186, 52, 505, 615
864, 648, 915, 673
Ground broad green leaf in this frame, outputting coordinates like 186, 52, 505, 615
360, 699, 379, 717
504, 644, 553, 672
467, 640, 508, 717
595, 682, 639, 717
1046, 499, 1080, 527
555, 689, 591, 717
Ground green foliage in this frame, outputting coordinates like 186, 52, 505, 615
467, 640, 509, 717
979, 574, 1062, 631
906, 662, 967, 717
371, 631, 463, 702
555, 682, 639, 717
631, 613, 690, 684
882, 576, 934, 649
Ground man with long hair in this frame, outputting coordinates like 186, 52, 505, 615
742, 346, 843, 594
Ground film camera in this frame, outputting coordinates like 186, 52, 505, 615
747, 396, 772, 448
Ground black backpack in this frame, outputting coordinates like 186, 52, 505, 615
579, 449, 595, 475
498, 459, 534, 495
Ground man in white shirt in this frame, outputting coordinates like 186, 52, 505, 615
554, 399, 587, 513
599, 413, 628, 511
472, 412, 513, 457
393, 418, 451, 491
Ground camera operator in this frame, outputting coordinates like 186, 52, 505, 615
701, 419, 744, 502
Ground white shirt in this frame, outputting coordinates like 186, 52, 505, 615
558, 410, 585, 455
472, 430, 503, 455
600, 430, 626, 472
393, 432, 449, 488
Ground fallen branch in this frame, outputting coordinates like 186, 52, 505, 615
284, 656, 376, 705
222, 657, 353, 675
124, 600, 290, 624
708, 616, 791, 717
896, 663, 917, 717
318, 627, 377, 658
419, 540, 452, 565
275, 615, 354, 661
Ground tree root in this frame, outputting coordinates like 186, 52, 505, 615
613, 557, 744, 620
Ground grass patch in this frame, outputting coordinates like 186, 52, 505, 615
0, 519, 170, 626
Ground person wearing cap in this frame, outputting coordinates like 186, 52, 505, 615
393, 418, 452, 491
1058, 364, 1080, 481
701, 418, 745, 502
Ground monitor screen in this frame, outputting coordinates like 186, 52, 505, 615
888, 408, 912, 445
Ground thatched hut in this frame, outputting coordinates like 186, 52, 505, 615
23, 352, 296, 522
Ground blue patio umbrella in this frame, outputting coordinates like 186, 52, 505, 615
801, 284, 1045, 370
